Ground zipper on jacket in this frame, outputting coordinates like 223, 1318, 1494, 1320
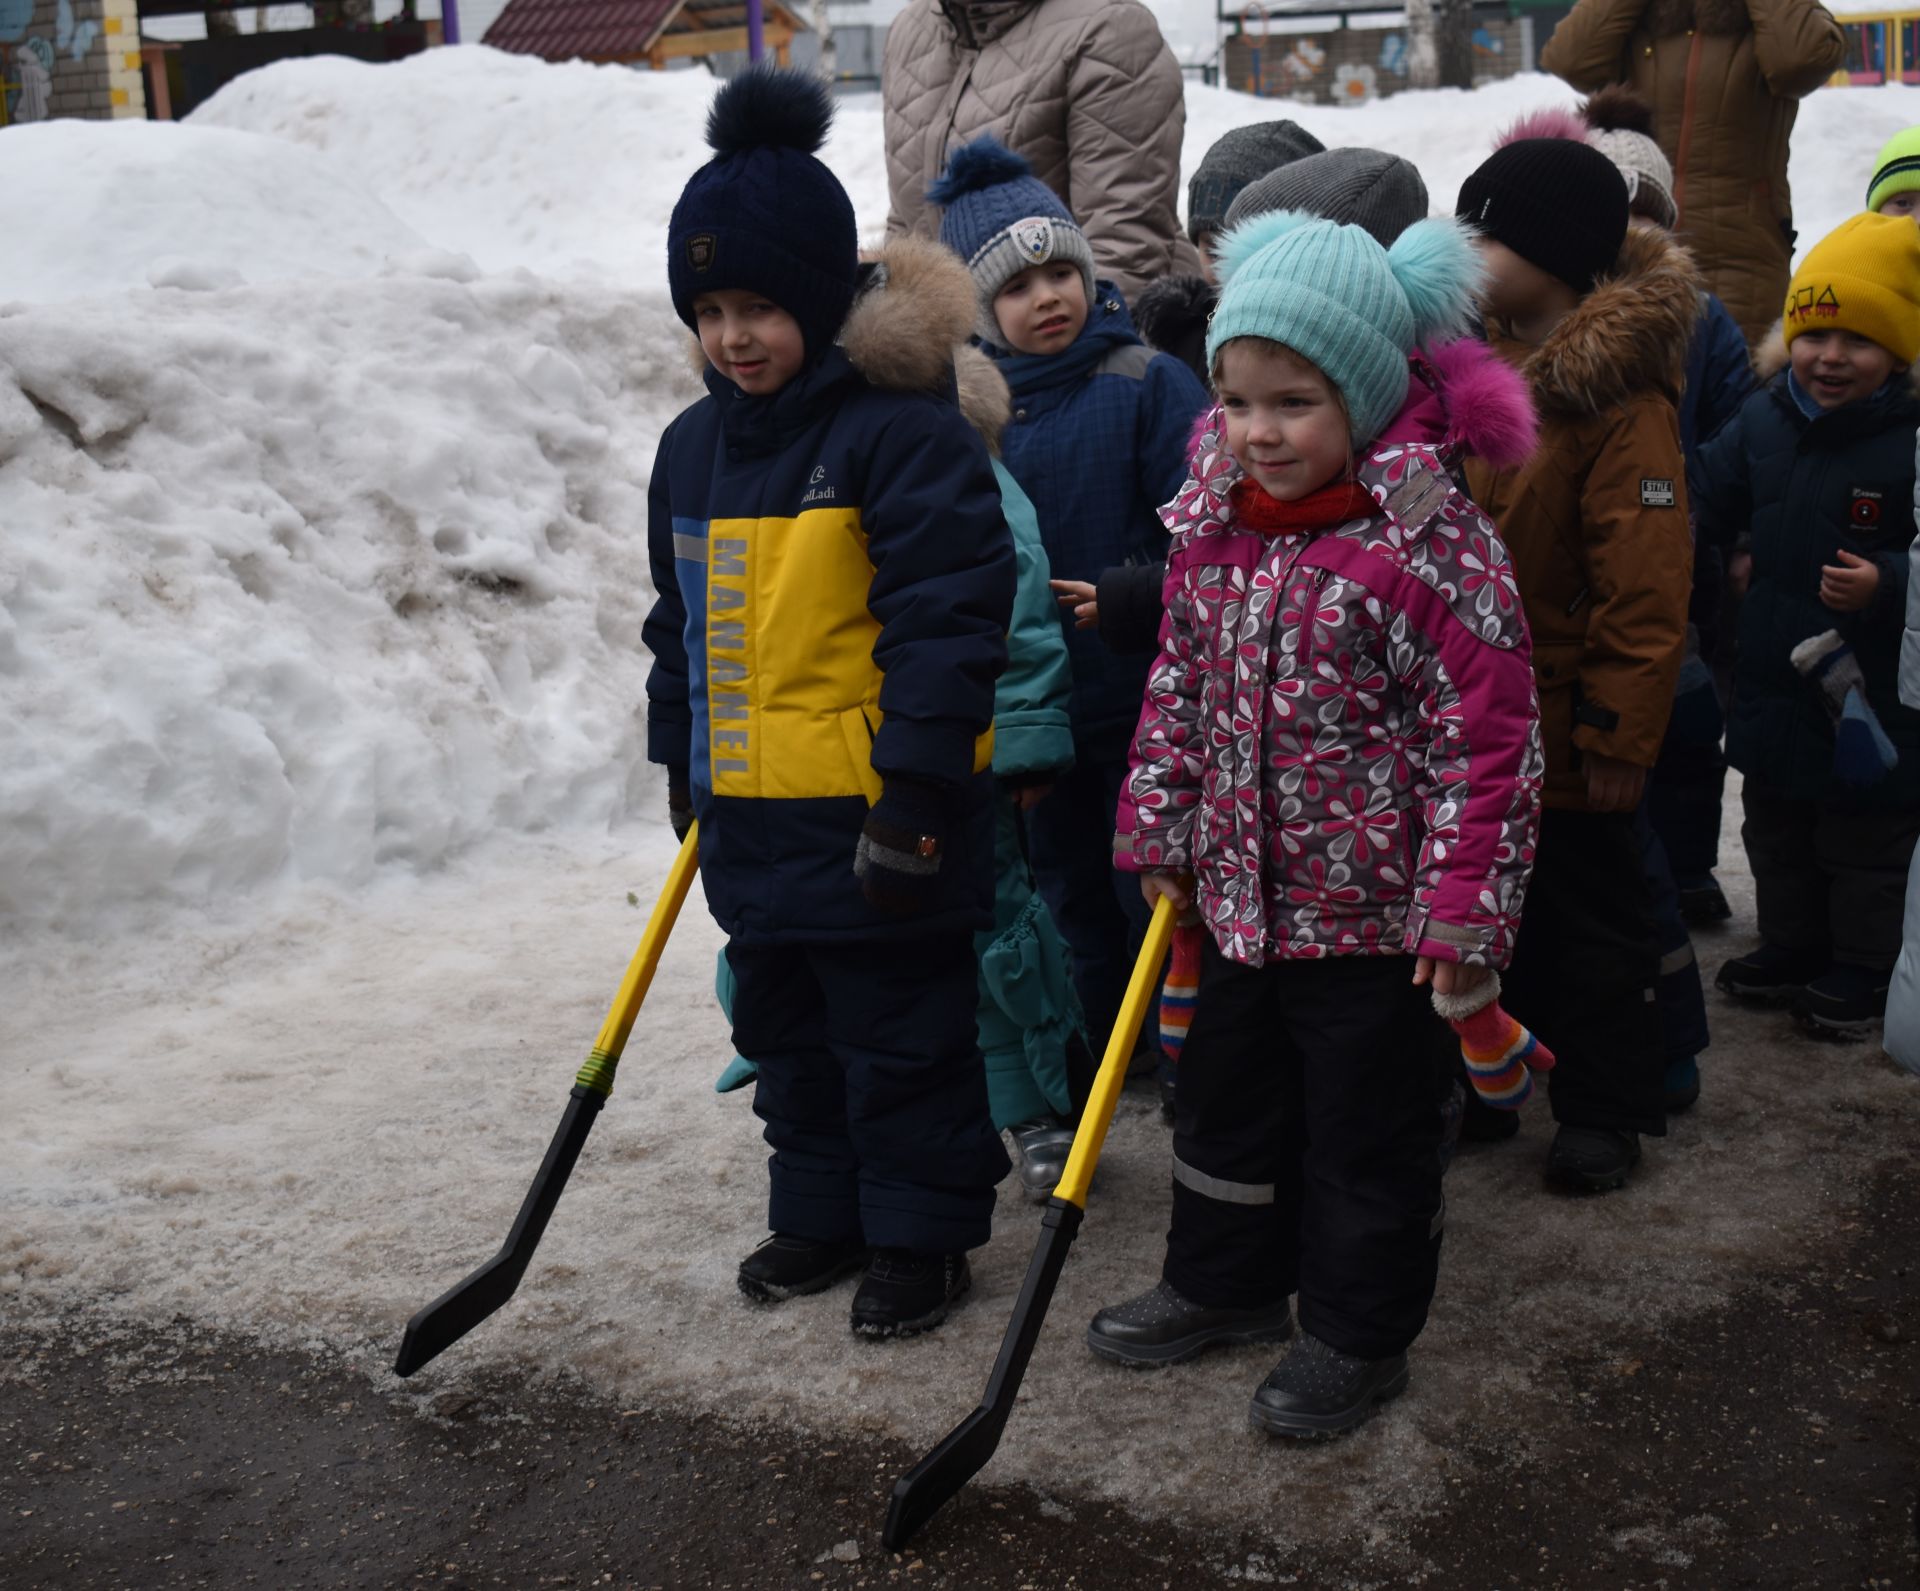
1672, 31, 1704, 229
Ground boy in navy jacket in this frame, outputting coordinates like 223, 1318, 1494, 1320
642, 70, 1016, 1337
1696, 213, 1920, 1038
927, 138, 1211, 1054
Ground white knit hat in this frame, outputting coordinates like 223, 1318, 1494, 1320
1581, 85, 1677, 231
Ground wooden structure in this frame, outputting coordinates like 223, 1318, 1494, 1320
484, 0, 806, 69
1825, 10, 1920, 84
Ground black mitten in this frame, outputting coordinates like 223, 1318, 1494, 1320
667, 767, 693, 843
853, 779, 947, 914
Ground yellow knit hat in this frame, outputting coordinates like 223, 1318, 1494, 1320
1783, 212, 1920, 365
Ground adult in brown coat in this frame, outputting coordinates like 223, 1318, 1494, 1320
882, 0, 1205, 303
1540, 0, 1843, 346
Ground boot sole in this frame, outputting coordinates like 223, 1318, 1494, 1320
850, 1272, 971, 1340
1247, 1361, 1410, 1438
1714, 976, 1808, 1005
1546, 1158, 1638, 1193
1795, 1009, 1879, 1042
1086, 1315, 1294, 1369
737, 1251, 869, 1304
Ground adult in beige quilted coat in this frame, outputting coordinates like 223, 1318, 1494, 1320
1540, 0, 1842, 347
883, 0, 1205, 301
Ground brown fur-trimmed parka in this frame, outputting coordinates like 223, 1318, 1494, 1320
1540, 0, 1843, 345
1464, 223, 1702, 809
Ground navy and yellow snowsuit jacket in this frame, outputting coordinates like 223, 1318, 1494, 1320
643, 290, 1016, 946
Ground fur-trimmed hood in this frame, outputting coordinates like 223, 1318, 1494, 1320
1505, 222, 1701, 416
1646, 0, 1751, 36
687, 234, 980, 398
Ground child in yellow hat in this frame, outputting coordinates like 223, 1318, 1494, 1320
1694, 212, 1920, 1038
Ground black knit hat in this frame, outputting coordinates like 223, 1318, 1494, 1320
1187, 120, 1325, 243
667, 66, 859, 361
1455, 137, 1630, 292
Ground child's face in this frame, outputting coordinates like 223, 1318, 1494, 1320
693, 289, 806, 395
1472, 237, 1566, 322
1878, 190, 1920, 221
992, 263, 1088, 355
1215, 341, 1350, 502
1194, 231, 1220, 286
1789, 329, 1904, 409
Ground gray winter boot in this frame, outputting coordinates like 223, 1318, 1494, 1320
1006, 1116, 1076, 1202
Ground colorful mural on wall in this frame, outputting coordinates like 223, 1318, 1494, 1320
1, 0, 144, 126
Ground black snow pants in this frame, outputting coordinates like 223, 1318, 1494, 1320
1741, 780, 1920, 973
727, 934, 1010, 1256
1162, 940, 1447, 1362
1503, 809, 1666, 1137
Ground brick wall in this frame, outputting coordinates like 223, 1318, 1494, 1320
2, 0, 147, 126
1222, 15, 1527, 105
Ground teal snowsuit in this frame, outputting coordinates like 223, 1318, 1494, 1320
715, 458, 1087, 1129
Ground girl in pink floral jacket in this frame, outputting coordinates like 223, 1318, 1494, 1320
1086, 211, 1543, 1439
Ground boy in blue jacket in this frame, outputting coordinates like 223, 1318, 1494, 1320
1695, 213, 1920, 1039
642, 69, 1016, 1338
927, 138, 1211, 1056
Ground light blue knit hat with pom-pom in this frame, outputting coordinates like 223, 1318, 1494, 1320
1205, 210, 1484, 446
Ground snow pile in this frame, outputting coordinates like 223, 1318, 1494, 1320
189, 46, 1920, 291
190, 48, 748, 279
0, 119, 431, 306
0, 268, 698, 926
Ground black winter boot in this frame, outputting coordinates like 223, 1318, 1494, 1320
1248, 1332, 1409, 1437
849, 1249, 970, 1338
1546, 1125, 1641, 1192
737, 1234, 869, 1303
1716, 943, 1827, 1003
1794, 963, 1890, 1040
1086, 1280, 1293, 1367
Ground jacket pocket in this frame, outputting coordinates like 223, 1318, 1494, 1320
838, 707, 885, 807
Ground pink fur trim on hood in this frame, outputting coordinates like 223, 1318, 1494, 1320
1495, 107, 1589, 148
1378, 339, 1540, 471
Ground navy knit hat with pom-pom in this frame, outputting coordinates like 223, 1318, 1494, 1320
928, 136, 1097, 347
668, 66, 858, 360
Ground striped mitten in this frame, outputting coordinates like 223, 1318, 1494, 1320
1432, 971, 1555, 1110
1159, 924, 1203, 1061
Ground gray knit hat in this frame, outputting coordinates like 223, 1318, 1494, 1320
1187, 120, 1325, 243
1224, 147, 1430, 248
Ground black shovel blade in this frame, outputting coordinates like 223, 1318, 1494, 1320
882, 1198, 1084, 1552
393, 1086, 605, 1378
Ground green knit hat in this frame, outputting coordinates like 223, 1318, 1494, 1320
1205, 210, 1483, 446
1867, 125, 1920, 212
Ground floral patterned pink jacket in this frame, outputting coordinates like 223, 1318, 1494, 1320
1113, 420, 1544, 969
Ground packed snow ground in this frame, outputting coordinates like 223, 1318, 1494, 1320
5, 815, 1917, 1566
5, 43, 1920, 1565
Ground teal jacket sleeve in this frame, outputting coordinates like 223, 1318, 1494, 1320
990, 459, 1076, 781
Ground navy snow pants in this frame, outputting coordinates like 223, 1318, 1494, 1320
726, 934, 1010, 1256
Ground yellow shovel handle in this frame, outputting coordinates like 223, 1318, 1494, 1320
574, 824, 700, 1096
1051, 894, 1177, 1209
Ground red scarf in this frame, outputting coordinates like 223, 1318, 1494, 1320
1228, 477, 1372, 536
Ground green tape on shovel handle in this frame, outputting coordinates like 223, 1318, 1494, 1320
575, 1047, 620, 1097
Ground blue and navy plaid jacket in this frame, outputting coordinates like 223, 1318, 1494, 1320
991, 286, 1210, 743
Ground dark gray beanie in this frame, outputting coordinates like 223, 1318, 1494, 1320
1224, 147, 1430, 248
1187, 120, 1325, 243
